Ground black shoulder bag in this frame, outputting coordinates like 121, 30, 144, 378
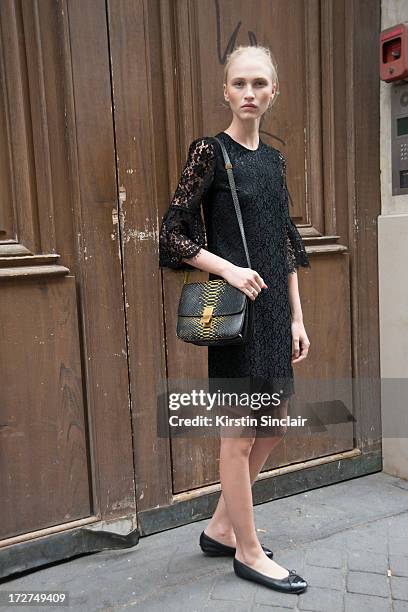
176, 136, 254, 346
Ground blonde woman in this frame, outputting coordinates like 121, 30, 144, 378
159, 45, 310, 594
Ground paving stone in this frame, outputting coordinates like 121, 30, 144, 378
347, 550, 389, 574
301, 564, 344, 590
203, 600, 252, 611
252, 604, 296, 611
346, 570, 390, 598
393, 601, 408, 612
390, 555, 408, 578
389, 537, 408, 557
298, 586, 344, 611
273, 553, 305, 578
387, 514, 408, 532
360, 520, 390, 536
344, 592, 392, 612
254, 585, 298, 609
166, 550, 228, 581
304, 546, 344, 569
391, 576, 408, 601
128, 586, 210, 612
345, 531, 388, 554
210, 572, 256, 602
320, 532, 347, 548
102, 573, 217, 612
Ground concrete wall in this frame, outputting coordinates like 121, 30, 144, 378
379, 1, 408, 479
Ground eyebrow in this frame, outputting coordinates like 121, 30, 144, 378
231, 76, 268, 80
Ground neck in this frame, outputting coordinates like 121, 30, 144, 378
224, 118, 260, 149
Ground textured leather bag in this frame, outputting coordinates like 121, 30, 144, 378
176, 136, 254, 346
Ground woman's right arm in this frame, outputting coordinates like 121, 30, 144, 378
182, 247, 267, 301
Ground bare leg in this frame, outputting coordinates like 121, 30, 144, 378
217, 425, 290, 578
204, 433, 285, 546
205, 399, 288, 546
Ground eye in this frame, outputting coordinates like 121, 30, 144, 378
233, 80, 267, 87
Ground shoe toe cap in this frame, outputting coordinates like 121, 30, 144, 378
287, 570, 307, 589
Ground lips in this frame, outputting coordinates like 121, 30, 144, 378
242, 104, 257, 108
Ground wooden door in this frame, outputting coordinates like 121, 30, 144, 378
0, 0, 136, 560
108, 0, 381, 534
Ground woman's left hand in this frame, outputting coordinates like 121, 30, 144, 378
291, 320, 310, 364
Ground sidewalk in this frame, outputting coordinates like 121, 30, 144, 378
1, 471, 408, 611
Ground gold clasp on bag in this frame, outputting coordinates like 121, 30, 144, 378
201, 305, 214, 327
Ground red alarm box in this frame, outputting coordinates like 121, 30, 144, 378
380, 23, 408, 82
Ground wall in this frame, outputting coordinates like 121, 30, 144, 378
379, 0, 408, 479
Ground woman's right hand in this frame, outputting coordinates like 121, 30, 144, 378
222, 264, 268, 300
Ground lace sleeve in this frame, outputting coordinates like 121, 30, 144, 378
158, 137, 216, 270
280, 154, 311, 274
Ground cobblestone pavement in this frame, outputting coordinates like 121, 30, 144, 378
1, 471, 408, 611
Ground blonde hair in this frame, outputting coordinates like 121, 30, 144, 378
223, 45, 280, 112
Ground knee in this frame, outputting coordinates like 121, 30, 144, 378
255, 429, 286, 448
272, 422, 288, 439
279, 424, 288, 437
220, 436, 256, 458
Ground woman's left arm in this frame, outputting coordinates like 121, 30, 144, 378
279, 153, 311, 364
288, 271, 310, 364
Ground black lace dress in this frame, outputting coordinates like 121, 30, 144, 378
159, 131, 310, 404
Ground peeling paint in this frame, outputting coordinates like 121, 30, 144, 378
122, 220, 159, 252
119, 186, 127, 204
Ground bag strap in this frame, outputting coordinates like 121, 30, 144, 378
183, 135, 252, 284
213, 136, 252, 269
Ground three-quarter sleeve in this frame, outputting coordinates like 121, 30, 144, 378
159, 137, 216, 270
280, 153, 311, 274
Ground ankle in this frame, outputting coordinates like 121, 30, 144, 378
206, 522, 234, 538
235, 542, 264, 564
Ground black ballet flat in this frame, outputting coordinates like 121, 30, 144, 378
199, 530, 273, 559
233, 557, 307, 594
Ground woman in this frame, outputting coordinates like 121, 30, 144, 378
159, 45, 310, 595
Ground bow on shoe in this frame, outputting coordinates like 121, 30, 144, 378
286, 569, 304, 585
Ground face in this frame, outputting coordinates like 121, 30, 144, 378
224, 55, 276, 119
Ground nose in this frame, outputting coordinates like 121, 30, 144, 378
244, 86, 255, 99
